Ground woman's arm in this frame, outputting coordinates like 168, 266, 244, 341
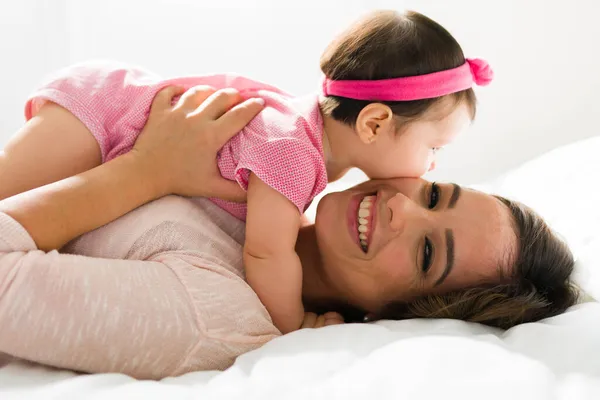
243, 173, 305, 334
0, 213, 278, 378
0, 86, 264, 251
0, 153, 162, 251
0, 247, 196, 378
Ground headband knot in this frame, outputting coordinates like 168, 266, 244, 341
467, 58, 493, 86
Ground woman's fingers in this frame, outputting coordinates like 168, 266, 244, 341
174, 85, 217, 111
150, 86, 186, 113
137, 85, 264, 199
175, 86, 265, 151
192, 88, 247, 120
213, 98, 265, 147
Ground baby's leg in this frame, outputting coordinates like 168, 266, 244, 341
0, 103, 101, 200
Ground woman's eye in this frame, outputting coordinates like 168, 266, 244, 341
422, 237, 433, 274
428, 182, 440, 209
432, 147, 441, 153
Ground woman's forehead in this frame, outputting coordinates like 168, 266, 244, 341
446, 189, 517, 287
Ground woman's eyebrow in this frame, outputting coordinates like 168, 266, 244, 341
448, 183, 461, 209
434, 229, 455, 287
433, 184, 461, 287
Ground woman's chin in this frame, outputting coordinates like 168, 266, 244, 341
314, 191, 350, 254
314, 192, 336, 231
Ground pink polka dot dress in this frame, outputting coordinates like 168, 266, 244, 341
25, 61, 328, 220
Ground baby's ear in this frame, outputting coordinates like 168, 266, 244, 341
355, 103, 393, 144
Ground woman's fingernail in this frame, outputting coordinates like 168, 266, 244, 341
254, 98, 265, 106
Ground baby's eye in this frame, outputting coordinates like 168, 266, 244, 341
431, 147, 441, 153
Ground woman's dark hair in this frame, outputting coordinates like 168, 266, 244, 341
309, 197, 579, 330
319, 10, 477, 127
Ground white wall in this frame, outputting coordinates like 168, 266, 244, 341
1, 0, 598, 186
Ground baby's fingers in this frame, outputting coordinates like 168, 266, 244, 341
301, 312, 318, 329
301, 312, 344, 329
323, 312, 345, 326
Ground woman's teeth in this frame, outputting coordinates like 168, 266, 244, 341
358, 195, 375, 252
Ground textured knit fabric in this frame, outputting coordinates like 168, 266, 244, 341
24, 61, 328, 220
0, 196, 281, 379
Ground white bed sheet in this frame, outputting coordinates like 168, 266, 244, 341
2, 136, 600, 400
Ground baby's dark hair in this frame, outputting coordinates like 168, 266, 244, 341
319, 10, 477, 127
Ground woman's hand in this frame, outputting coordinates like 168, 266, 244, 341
132, 85, 265, 202
0, 85, 264, 251
301, 312, 345, 329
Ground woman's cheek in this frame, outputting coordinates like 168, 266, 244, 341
391, 248, 417, 281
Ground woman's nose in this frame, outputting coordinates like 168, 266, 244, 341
428, 161, 436, 172
386, 192, 421, 232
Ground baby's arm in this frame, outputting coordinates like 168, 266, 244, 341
244, 173, 304, 334
0, 103, 101, 200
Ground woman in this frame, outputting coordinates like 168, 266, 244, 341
0, 87, 578, 379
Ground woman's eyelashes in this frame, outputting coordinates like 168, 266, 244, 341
422, 237, 434, 274
428, 182, 441, 209
420, 182, 441, 276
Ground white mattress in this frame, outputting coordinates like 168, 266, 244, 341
2, 136, 600, 400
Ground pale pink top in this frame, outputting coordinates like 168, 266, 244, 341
0, 196, 281, 379
25, 61, 328, 220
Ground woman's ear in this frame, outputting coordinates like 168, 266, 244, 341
355, 103, 394, 145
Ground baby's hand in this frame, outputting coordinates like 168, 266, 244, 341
301, 312, 344, 329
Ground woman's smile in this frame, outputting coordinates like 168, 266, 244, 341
347, 191, 379, 254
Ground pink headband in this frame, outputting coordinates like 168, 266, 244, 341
321, 58, 493, 101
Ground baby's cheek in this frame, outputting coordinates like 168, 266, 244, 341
404, 149, 434, 177
405, 159, 430, 178
427, 151, 438, 171
389, 158, 428, 178
363, 160, 404, 179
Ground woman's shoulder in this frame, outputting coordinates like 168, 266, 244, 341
63, 195, 246, 264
